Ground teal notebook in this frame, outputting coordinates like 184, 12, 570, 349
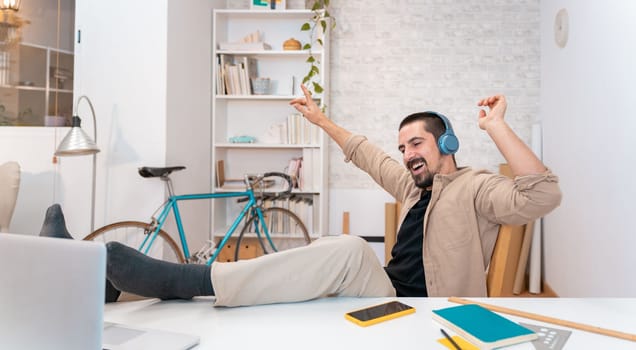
432, 304, 538, 349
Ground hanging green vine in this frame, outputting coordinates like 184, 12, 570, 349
300, 0, 335, 95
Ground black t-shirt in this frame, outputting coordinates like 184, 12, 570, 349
383, 191, 431, 297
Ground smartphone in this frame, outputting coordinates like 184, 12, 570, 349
345, 301, 416, 327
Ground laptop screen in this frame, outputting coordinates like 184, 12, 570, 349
0, 233, 106, 350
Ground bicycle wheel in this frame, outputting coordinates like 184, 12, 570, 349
234, 207, 311, 261
84, 221, 185, 264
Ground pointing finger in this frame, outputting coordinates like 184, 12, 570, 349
301, 84, 314, 101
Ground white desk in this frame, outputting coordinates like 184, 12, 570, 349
104, 297, 636, 349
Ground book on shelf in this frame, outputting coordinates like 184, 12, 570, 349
286, 114, 298, 144
432, 304, 538, 350
217, 54, 259, 95
218, 54, 232, 94
261, 113, 320, 145
272, 199, 284, 233
235, 56, 258, 95
298, 196, 314, 236
228, 65, 241, 95
300, 150, 311, 192
305, 197, 315, 235
262, 196, 313, 236
285, 154, 319, 192
300, 148, 320, 192
215, 58, 225, 95
289, 197, 309, 235
285, 157, 302, 189
286, 113, 319, 144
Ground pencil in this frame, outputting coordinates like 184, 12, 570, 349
440, 328, 462, 350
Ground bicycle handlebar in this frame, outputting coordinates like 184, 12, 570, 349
236, 172, 293, 203
259, 172, 293, 194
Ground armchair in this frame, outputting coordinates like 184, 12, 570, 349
0, 161, 20, 232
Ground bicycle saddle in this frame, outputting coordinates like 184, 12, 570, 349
138, 166, 186, 178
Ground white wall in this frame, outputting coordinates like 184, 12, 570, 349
66, 0, 170, 236
165, 0, 223, 254
541, 1, 636, 296
327, 1, 541, 186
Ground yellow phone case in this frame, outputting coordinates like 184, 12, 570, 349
344, 301, 416, 327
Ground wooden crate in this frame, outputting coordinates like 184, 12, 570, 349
215, 237, 264, 262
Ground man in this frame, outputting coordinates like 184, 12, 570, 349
103, 86, 561, 306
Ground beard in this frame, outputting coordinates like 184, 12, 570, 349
412, 171, 434, 189
408, 157, 435, 189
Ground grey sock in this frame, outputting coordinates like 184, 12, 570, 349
106, 241, 214, 300
39, 203, 121, 303
39, 204, 73, 239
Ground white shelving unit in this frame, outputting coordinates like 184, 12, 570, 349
211, 9, 329, 239
0, 42, 73, 126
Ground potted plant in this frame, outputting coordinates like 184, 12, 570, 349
300, 0, 335, 95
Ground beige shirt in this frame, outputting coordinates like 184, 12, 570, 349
343, 135, 562, 297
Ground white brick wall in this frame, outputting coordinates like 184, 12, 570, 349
228, 0, 540, 189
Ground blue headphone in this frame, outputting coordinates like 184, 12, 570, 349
425, 111, 459, 155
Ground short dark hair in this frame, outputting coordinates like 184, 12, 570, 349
399, 112, 447, 142
399, 112, 458, 166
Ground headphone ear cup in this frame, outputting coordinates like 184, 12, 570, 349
438, 133, 459, 155
424, 111, 459, 155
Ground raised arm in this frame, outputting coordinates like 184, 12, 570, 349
477, 95, 546, 176
290, 85, 351, 150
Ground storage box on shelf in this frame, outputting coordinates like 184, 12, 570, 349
211, 9, 329, 247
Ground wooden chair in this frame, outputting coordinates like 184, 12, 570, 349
383, 164, 532, 297
488, 164, 533, 296
485, 222, 532, 296
384, 203, 530, 297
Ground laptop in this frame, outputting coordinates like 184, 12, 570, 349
0, 233, 105, 349
103, 322, 200, 350
0, 233, 200, 350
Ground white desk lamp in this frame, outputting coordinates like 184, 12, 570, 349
55, 95, 100, 232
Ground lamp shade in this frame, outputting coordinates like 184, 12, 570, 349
55, 116, 100, 156
0, 0, 21, 11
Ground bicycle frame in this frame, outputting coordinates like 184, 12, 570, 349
138, 187, 276, 265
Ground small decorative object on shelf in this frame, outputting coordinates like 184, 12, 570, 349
251, 77, 271, 95
251, 0, 286, 11
283, 38, 301, 51
229, 135, 257, 143
218, 31, 271, 51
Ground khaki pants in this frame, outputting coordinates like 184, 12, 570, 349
211, 235, 396, 307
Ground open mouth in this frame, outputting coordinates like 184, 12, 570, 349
408, 157, 426, 172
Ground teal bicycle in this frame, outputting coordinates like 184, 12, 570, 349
83, 166, 311, 264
